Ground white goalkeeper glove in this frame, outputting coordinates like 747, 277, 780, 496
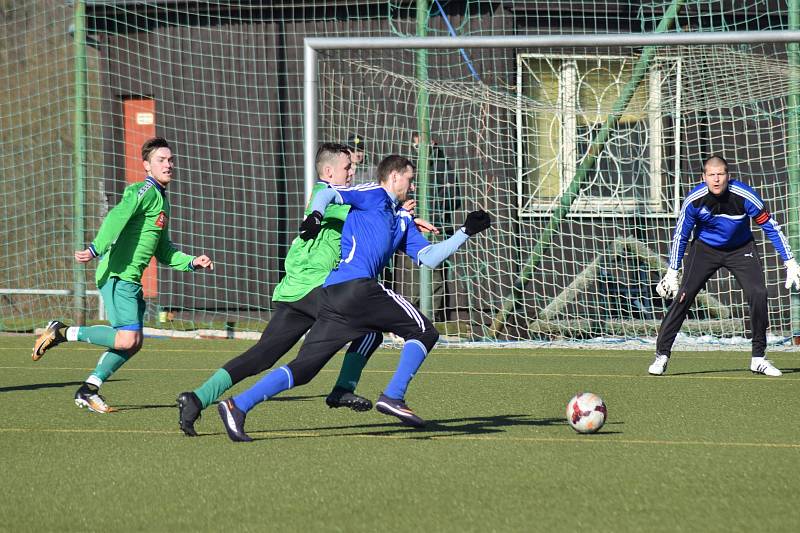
656, 268, 681, 299
784, 259, 800, 290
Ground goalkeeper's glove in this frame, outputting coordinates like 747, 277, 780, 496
461, 210, 492, 236
784, 258, 800, 290
299, 211, 323, 241
656, 268, 681, 299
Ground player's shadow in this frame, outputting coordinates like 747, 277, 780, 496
111, 392, 326, 413
192, 395, 623, 440
246, 413, 580, 442
101, 393, 323, 415
0, 380, 94, 394
115, 403, 177, 411
199, 414, 623, 441
271, 394, 323, 403
668, 368, 740, 376
669, 368, 766, 376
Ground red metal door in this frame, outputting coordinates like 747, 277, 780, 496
123, 98, 158, 298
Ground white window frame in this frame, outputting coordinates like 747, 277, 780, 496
516, 53, 682, 217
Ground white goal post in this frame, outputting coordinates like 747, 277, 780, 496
303, 28, 800, 341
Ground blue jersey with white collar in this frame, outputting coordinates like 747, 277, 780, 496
668, 179, 793, 269
320, 184, 433, 287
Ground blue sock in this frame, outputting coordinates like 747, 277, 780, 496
233, 366, 294, 413
384, 340, 428, 400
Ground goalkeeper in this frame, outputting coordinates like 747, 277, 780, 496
650, 155, 799, 377
176, 143, 436, 436
32, 137, 214, 413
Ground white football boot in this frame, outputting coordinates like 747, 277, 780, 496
648, 354, 669, 376
750, 357, 782, 377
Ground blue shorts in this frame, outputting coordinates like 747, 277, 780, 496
99, 277, 145, 330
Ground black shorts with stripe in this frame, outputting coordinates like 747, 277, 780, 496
222, 286, 382, 384
286, 278, 439, 386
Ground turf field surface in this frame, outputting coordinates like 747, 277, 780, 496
1, 336, 799, 532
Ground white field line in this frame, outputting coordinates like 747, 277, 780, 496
0, 365, 798, 381
0, 426, 798, 449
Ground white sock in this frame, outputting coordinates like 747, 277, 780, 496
66, 327, 80, 342
85, 375, 103, 388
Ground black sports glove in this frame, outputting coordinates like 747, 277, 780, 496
461, 210, 492, 236
299, 210, 323, 241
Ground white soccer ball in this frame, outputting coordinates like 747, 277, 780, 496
566, 392, 607, 434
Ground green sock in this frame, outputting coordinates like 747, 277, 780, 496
90, 349, 132, 383
334, 352, 368, 392
193, 368, 233, 409
77, 325, 117, 349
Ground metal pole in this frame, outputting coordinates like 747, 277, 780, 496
304, 43, 319, 205
72, 0, 87, 324
306, 30, 800, 51
788, 0, 800, 342
416, 0, 432, 318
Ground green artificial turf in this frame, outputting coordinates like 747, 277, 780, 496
1, 336, 798, 532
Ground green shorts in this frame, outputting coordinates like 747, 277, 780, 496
99, 277, 145, 330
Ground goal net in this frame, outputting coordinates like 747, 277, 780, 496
2, 1, 799, 350
314, 36, 800, 348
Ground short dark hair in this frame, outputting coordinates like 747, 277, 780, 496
315, 142, 351, 176
703, 155, 728, 173
345, 133, 365, 151
376, 155, 415, 183
141, 137, 171, 161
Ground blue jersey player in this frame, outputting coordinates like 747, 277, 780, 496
650, 155, 800, 377
217, 155, 491, 441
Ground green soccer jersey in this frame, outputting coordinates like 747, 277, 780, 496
272, 182, 350, 302
90, 177, 195, 287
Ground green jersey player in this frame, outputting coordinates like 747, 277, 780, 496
175, 143, 435, 436
32, 137, 213, 413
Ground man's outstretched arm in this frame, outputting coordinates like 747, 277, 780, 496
416, 210, 491, 268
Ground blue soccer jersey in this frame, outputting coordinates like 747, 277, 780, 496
668, 179, 793, 269
314, 184, 433, 287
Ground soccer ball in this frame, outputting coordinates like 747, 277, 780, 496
566, 392, 607, 434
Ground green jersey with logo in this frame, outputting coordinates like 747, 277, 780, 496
272, 182, 350, 302
90, 177, 194, 287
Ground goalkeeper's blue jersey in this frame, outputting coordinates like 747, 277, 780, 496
317, 184, 432, 287
668, 179, 793, 269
